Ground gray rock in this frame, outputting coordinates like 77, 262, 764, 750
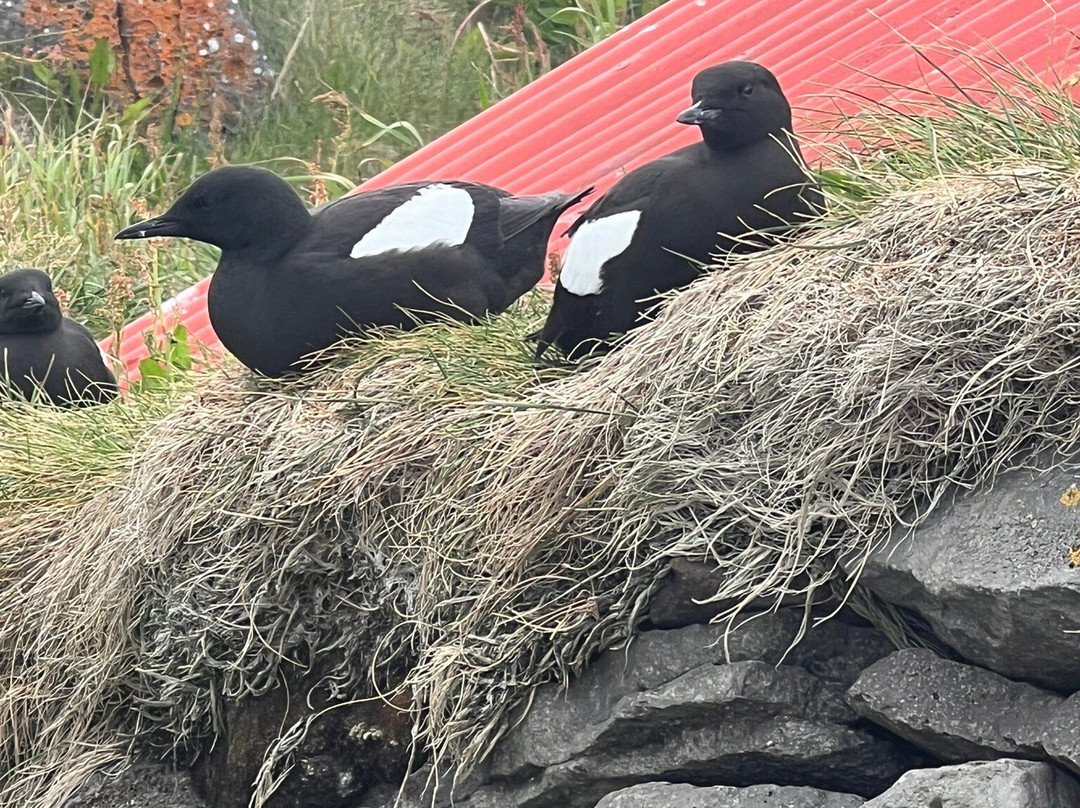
374, 616, 907, 808
461, 659, 920, 807
595, 781, 864, 807
488, 621, 784, 777
848, 648, 1061, 762
648, 562, 830, 630
856, 461, 1080, 691
490, 612, 894, 781
1044, 692, 1080, 775
647, 559, 735, 627
784, 615, 898, 691
862, 759, 1080, 807
464, 713, 903, 808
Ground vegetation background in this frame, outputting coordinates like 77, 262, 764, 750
0, 0, 666, 345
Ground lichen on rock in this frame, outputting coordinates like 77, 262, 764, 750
8, 0, 273, 130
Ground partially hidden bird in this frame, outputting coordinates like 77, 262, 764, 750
0, 268, 117, 406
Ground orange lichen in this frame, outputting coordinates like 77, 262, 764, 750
21, 0, 270, 129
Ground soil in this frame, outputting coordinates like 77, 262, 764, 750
64, 762, 206, 808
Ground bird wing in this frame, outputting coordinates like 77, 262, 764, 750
315, 182, 503, 261
59, 320, 118, 387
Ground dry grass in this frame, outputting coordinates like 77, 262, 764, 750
5, 165, 1080, 806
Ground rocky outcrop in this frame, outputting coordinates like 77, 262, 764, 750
855, 461, 1080, 692
849, 648, 1080, 778
587, 764, 1080, 808
74, 466, 1080, 808
2, 1, 273, 130
861, 760, 1080, 807
378, 613, 926, 808
457, 661, 913, 807
489, 609, 896, 783
1044, 694, 1080, 774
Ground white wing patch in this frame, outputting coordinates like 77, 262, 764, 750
558, 210, 641, 296
350, 184, 475, 259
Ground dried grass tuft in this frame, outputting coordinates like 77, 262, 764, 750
6, 166, 1080, 806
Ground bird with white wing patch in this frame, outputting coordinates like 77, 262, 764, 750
349, 183, 475, 258
536, 61, 824, 361
116, 166, 589, 376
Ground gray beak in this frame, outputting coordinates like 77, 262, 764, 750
23, 291, 45, 310
115, 216, 184, 240
676, 101, 720, 125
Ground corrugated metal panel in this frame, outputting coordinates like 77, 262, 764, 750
105, 0, 1080, 378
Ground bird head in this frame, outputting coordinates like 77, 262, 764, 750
676, 61, 793, 150
115, 165, 310, 253
0, 268, 63, 335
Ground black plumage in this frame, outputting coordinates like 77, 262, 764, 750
0, 268, 117, 406
116, 166, 589, 376
536, 61, 824, 360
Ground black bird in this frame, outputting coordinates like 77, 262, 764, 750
116, 166, 589, 377
0, 268, 117, 406
535, 61, 824, 360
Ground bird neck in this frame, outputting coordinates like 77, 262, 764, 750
703, 127, 798, 155
0, 311, 62, 335
223, 211, 311, 262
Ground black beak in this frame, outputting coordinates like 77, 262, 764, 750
676, 103, 720, 125
114, 215, 184, 240
22, 291, 45, 310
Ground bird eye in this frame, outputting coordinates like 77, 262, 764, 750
740, 84, 754, 96
189, 195, 211, 210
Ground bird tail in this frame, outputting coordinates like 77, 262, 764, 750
499, 187, 592, 241
495, 187, 593, 306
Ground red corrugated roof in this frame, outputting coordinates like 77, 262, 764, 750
105, 0, 1080, 378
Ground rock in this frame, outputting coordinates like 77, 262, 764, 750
1044, 692, 1080, 775
2, 1, 273, 132
594, 781, 864, 807
448, 616, 923, 808
488, 611, 895, 781
64, 761, 206, 808
371, 614, 911, 808
784, 612, 898, 690
848, 648, 1080, 780
647, 562, 827, 629
848, 648, 1061, 762
463, 705, 913, 806
856, 461, 1080, 692
861, 759, 1080, 807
